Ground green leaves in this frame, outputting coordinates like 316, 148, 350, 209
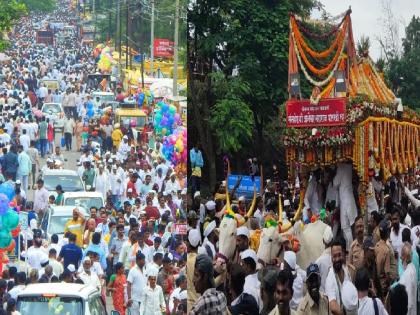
0, 0, 27, 51
20, 0, 56, 12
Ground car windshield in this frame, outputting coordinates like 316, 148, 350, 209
42, 104, 62, 114
17, 296, 83, 315
64, 197, 103, 210
96, 94, 114, 103
48, 215, 71, 235
121, 116, 146, 128
44, 175, 84, 192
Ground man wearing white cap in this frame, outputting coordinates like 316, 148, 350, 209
94, 164, 109, 200
187, 229, 201, 313
117, 135, 130, 161
108, 164, 124, 207
198, 221, 218, 259
140, 266, 166, 314
164, 173, 181, 195
233, 226, 250, 265
315, 225, 333, 293
284, 251, 306, 311
204, 200, 215, 225
78, 257, 101, 291
240, 249, 262, 312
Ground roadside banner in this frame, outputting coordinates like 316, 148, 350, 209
228, 175, 261, 199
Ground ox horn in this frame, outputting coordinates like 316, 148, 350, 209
245, 184, 257, 219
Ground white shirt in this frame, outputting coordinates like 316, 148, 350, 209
165, 179, 181, 194
33, 187, 50, 213
198, 238, 216, 259
325, 265, 352, 307
127, 265, 147, 302
243, 272, 262, 312
290, 267, 306, 311
399, 263, 417, 315
19, 134, 30, 152
9, 285, 26, 300
48, 258, 64, 277
139, 285, 165, 315
315, 247, 332, 293
357, 296, 388, 315
26, 246, 48, 270
169, 287, 183, 313
390, 224, 408, 257
411, 225, 420, 252
79, 270, 101, 290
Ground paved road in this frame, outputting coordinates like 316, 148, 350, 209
27, 131, 115, 312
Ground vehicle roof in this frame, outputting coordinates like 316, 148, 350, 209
116, 109, 147, 117
17, 283, 98, 299
43, 169, 78, 176
48, 205, 88, 216
63, 192, 103, 198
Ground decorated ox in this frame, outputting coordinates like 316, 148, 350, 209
257, 225, 283, 265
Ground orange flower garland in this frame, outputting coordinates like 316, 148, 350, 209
291, 15, 348, 59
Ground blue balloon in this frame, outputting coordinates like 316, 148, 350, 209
138, 93, 145, 107
0, 183, 15, 201
3, 209, 18, 230
162, 103, 169, 112
0, 194, 8, 215
87, 109, 94, 118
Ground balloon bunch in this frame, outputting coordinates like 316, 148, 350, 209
135, 88, 154, 108
0, 183, 19, 251
94, 44, 115, 73
162, 127, 187, 167
153, 101, 182, 136
87, 102, 95, 119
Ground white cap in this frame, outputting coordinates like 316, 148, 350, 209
284, 251, 296, 271
127, 188, 133, 193
240, 249, 257, 264
83, 257, 91, 263
181, 188, 187, 195
67, 264, 76, 272
179, 290, 187, 300
342, 280, 358, 314
105, 151, 111, 155
188, 229, 201, 247
194, 191, 200, 198
147, 266, 159, 278
149, 190, 157, 195
107, 158, 113, 163
238, 196, 245, 202
129, 169, 134, 173
15, 180, 21, 184
323, 226, 333, 244
112, 165, 117, 170
205, 200, 216, 211
123, 135, 128, 139
283, 199, 290, 206
236, 226, 250, 238
203, 220, 216, 237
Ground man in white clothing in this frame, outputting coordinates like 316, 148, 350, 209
240, 249, 262, 312
390, 208, 408, 257
139, 266, 166, 314
33, 179, 50, 218
78, 257, 101, 291
94, 164, 109, 200
315, 225, 333, 293
19, 129, 30, 152
127, 252, 148, 315
398, 243, 417, 315
355, 268, 388, 315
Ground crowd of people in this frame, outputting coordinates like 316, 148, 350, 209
188, 157, 420, 315
0, 1, 188, 315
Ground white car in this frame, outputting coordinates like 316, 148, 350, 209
40, 205, 88, 242
41, 169, 85, 196
63, 192, 104, 211
16, 283, 116, 315
41, 102, 65, 131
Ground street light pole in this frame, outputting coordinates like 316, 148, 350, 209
150, 0, 155, 77
173, 0, 179, 96
125, 0, 129, 70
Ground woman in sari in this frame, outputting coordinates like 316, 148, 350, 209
75, 118, 84, 151
107, 262, 127, 315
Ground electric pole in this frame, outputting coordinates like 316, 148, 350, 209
173, 0, 179, 96
150, 0, 155, 77
125, 0, 129, 69
108, 0, 112, 42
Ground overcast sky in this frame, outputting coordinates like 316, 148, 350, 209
312, 0, 420, 61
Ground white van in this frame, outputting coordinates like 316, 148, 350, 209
63, 192, 105, 211
16, 283, 120, 315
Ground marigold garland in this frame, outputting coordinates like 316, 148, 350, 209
291, 15, 348, 59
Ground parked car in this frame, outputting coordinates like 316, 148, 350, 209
40, 169, 85, 196
63, 192, 104, 211
40, 205, 88, 242
16, 283, 117, 315
41, 102, 65, 131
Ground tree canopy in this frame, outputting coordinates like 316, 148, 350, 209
0, 0, 27, 50
188, 0, 320, 187
21, 0, 56, 12
385, 16, 420, 110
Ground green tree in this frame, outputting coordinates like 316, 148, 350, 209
188, 0, 319, 189
385, 16, 420, 109
21, 0, 56, 12
0, 0, 27, 50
